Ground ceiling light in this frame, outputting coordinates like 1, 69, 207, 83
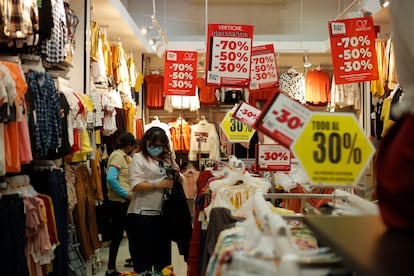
148, 36, 160, 45
303, 54, 312, 68
379, 0, 390, 8
141, 26, 154, 35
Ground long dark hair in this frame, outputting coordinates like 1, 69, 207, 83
142, 126, 172, 160
115, 132, 136, 149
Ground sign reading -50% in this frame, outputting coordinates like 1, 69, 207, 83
292, 112, 375, 187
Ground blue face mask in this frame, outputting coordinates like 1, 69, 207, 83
147, 145, 164, 157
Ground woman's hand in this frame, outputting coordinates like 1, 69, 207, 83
158, 178, 174, 189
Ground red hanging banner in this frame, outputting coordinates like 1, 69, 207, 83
328, 16, 379, 84
249, 44, 278, 90
164, 50, 197, 96
205, 23, 253, 87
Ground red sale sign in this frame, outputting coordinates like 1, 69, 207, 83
205, 24, 253, 87
329, 16, 379, 84
164, 50, 197, 96
256, 144, 291, 171
254, 91, 313, 148
250, 44, 278, 90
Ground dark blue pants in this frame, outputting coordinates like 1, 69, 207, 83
126, 213, 171, 273
0, 194, 29, 276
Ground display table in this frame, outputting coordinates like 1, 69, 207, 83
304, 215, 414, 276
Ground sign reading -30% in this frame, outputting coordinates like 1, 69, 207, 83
164, 50, 197, 96
254, 91, 313, 148
291, 112, 376, 186
256, 144, 291, 171
233, 101, 262, 128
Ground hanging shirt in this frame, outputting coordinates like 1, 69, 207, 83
144, 74, 164, 109
169, 119, 192, 153
188, 121, 220, 161
279, 71, 306, 104
305, 69, 331, 104
197, 77, 218, 105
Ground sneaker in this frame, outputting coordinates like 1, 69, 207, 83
124, 258, 133, 268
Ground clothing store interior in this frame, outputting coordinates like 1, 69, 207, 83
1, 0, 414, 276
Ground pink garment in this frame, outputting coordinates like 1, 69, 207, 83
182, 169, 200, 199
18, 99, 33, 164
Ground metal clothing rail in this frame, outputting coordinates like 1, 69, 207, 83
263, 193, 348, 200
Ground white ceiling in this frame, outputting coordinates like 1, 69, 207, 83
91, 0, 390, 54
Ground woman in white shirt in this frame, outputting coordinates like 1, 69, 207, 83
126, 126, 180, 273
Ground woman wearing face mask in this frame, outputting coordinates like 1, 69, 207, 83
126, 126, 180, 274
105, 132, 136, 276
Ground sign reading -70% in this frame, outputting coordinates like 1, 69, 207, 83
292, 112, 375, 187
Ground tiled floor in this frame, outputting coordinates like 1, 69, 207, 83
88, 237, 187, 276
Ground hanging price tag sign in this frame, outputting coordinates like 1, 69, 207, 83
164, 50, 197, 96
221, 108, 256, 143
329, 16, 378, 84
206, 24, 253, 86
233, 101, 261, 128
249, 44, 278, 90
254, 91, 313, 148
256, 144, 291, 171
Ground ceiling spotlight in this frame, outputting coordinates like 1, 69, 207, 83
303, 54, 312, 68
148, 36, 160, 45
141, 26, 154, 35
379, 0, 390, 8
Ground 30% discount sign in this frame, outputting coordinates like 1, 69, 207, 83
256, 144, 291, 171
164, 50, 197, 96
291, 113, 376, 187
254, 91, 313, 148
233, 101, 262, 128
221, 106, 256, 143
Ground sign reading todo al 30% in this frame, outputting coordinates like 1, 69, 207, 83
292, 113, 375, 187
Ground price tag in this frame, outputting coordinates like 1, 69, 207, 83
233, 101, 261, 128
164, 50, 197, 96
250, 44, 278, 90
256, 144, 291, 171
254, 91, 312, 148
329, 16, 378, 84
206, 24, 253, 86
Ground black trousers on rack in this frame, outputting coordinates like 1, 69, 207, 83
0, 193, 29, 276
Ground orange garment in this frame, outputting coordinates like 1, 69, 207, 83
144, 74, 165, 109
169, 120, 192, 153
196, 77, 218, 105
305, 69, 331, 104
1, 61, 28, 173
249, 87, 278, 106
280, 184, 334, 213
135, 119, 144, 139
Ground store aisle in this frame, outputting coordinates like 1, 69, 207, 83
89, 237, 188, 276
